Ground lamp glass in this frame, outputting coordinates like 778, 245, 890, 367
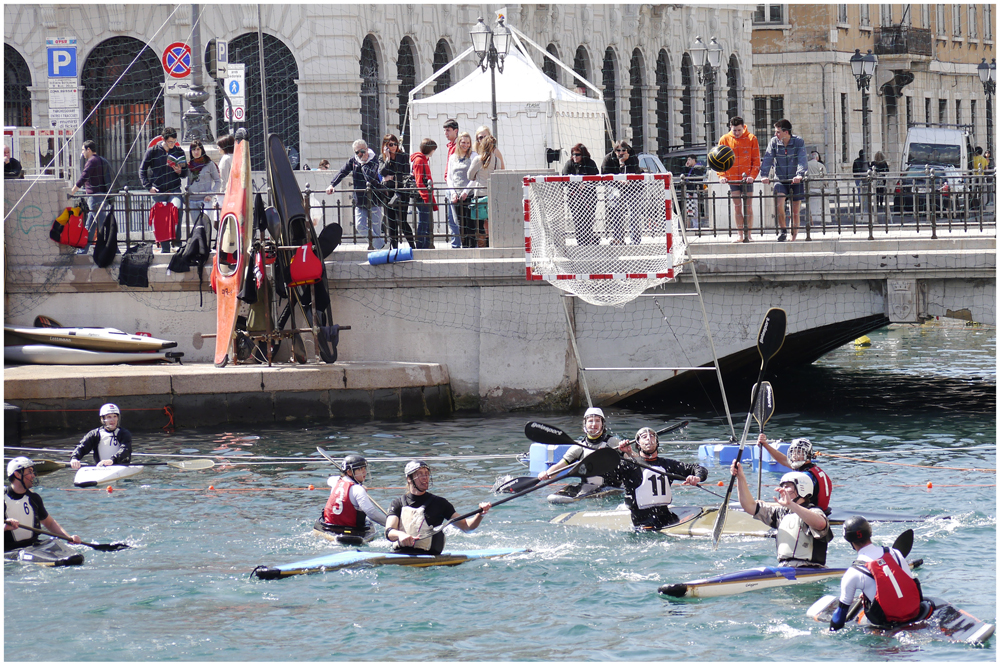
470, 18, 490, 56
493, 22, 511, 56
690, 37, 707, 68
862, 51, 877, 77
707, 38, 723, 69
850, 49, 863, 78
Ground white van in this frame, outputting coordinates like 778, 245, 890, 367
900, 124, 973, 171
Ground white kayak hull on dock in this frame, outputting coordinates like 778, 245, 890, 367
74, 465, 145, 487
5, 344, 178, 365
4, 326, 177, 352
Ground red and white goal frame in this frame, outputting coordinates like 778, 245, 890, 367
522, 172, 685, 306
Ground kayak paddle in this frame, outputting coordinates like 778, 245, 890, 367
753, 381, 776, 498
18, 524, 130, 552
433, 448, 620, 535
712, 307, 787, 550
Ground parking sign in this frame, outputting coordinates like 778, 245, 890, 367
46, 37, 78, 78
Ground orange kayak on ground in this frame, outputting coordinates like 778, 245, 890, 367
214, 135, 252, 367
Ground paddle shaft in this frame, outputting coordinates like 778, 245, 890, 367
17, 524, 127, 551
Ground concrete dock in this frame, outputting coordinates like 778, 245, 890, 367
3, 361, 453, 435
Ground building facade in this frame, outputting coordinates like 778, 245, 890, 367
4, 4, 753, 186
751, 3, 995, 173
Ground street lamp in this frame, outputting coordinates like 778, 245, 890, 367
850, 48, 878, 164
690, 36, 723, 143
182, 4, 214, 142
470, 15, 511, 139
978, 58, 995, 154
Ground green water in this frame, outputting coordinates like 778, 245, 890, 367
4, 323, 995, 661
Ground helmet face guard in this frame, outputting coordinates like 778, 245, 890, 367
787, 439, 813, 469
634, 427, 658, 458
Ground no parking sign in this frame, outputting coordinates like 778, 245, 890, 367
162, 42, 192, 79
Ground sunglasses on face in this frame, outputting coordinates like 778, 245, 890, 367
572, 153, 582, 157
476, 135, 486, 141
386, 142, 397, 147
356, 150, 366, 155
615, 149, 628, 153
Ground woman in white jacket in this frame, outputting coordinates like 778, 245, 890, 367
467, 126, 505, 247
447, 132, 476, 247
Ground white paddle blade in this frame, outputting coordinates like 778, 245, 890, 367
170, 459, 215, 471
806, 595, 838, 620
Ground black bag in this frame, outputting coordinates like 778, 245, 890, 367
318, 222, 343, 258
92, 203, 118, 268
118, 243, 154, 288
167, 212, 212, 305
389, 174, 417, 207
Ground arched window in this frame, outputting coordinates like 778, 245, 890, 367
4, 44, 32, 127
80, 37, 164, 190
397, 37, 417, 153
360, 35, 381, 150
573, 45, 590, 93
681, 53, 693, 147
221, 33, 300, 170
432, 39, 452, 94
726, 55, 740, 123
655, 50, 670, 158
704, 63, 717, 144
543, 44, 559, 83
629, 48, 645, 154
602, 47, 618, 152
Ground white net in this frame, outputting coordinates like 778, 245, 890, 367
524, 173, 685, 306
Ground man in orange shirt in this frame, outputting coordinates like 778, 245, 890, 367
716, 117, 761, 242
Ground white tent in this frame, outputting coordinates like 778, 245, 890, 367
408, 46, 608, 185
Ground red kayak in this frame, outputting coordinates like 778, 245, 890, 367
213, 134, 252, 367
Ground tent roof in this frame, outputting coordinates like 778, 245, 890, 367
411, 47, 592, 107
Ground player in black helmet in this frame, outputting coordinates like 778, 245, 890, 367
317, 454, 387, 539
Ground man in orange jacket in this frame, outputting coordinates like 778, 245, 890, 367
716, 117, 761, 242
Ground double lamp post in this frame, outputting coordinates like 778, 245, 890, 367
689, 36, 723, 145
978, 58, 996, 156
850, 48, 878, 162
470, 15, 511, 140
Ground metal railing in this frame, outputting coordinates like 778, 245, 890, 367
874, 26, 933, 56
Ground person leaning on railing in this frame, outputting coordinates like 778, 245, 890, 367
378, 134, 415, 250
409, 138, 438, 250
327, 139, 386, 250
806, 151, 827, 229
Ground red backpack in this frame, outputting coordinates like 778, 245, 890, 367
288, 242, 323, 287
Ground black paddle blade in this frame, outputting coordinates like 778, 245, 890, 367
756, 308, 787, 368
492, 475, 539, 495
577, 447, 620, 477
91, 542, 131, 552
752, 382, 775, 429
892, 528, 914, 558
524, 422, 577, 445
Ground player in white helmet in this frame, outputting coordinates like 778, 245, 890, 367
70, 403, 133, 470
757, 434, 833, 514
5, 457, 81, 551
729, 459, 832, 567
538, 407, 624, 501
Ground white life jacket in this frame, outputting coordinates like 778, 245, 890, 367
775, 508, 824, 564
633, 466, 673, 509
5, 491, 37, 545
97, 428, 125, 463
399, 506, 433, 551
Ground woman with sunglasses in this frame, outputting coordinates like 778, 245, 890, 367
447, 131, 476, 248
561, 143, 600, 245
327, 139, 386, 250
378, 134, 415, 249
467, 126, 505, 247
600, 141, 642, 244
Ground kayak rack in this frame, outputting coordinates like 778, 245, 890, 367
201, 326, 351, 366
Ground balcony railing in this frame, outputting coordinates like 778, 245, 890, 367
874, 26, 933, 57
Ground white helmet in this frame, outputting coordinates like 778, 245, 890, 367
779, 471, 814, 501
7, 456, 34, 478
99, 403, 121, 417
787, 438, 813, 469
404, 460, 429, 479
583, 407, 605, 421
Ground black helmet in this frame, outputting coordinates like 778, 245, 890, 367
341, 455, 367, 473
843, 516, 872, 545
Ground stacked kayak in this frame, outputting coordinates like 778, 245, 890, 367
4, 538, 84, 567
74, 465, 145, 488
4, 326, 180, 365
252, 547, 528, 580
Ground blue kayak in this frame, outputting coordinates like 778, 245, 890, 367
251, 547, 528, 580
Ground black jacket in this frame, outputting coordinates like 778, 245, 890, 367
562, 156, 599, 176
330, 155, 384, 208
600, 150, 641, 175
139, 144, 187, 192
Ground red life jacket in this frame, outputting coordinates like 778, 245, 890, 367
322, 476, 363, 529
803, 462, 832, 513
149, 201, 178, 242
858, 547, 921, 623
288, 242, 323, 287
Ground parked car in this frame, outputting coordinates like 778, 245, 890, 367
892, 164, 965, 213
637, 152, 667, 174
660, 145, 709, 177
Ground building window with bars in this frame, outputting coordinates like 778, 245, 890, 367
4, 44, 32, 127
360, 36, 381, 152
971, 100, 977, 138
681, 53, 694, 147
754, 94, 783, 153
938, 99, 948, 124
396, 38, 416, 153
905, 96, 912, 127
952, 6, 962, 37
543, 44, 559, 83
921, 5, 930, 29
936, 6, 946, 35
602, 47, 618, 152
629, 48, 644, 153
955, 100, 962, 126
985, 6, 993, 40
860, 5, 870, 27
879, 5, 893, 26
840, 93, 848, 163
752, 4, 784, 25
726, 55, 740, 122
968, 6, 978, 39
655, 50, 669, 158
837, 4, 848, 25
925, 98, 931, 124
432, 40, 452, 94
573, 45, 590, 93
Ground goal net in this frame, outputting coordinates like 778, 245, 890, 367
523, 173, 685, 306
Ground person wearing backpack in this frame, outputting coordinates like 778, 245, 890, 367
70, 140, 112, 255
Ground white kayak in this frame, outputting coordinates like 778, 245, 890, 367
74, 465, 145, 487
5, 344, 182, 365
4, 537, 84, 567
4, 326, 177, 352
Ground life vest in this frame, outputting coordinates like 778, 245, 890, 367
323, 477, 364, 529
149, 201, 178, 242
96, 428, 126, 463
855, 547, 921, 623
775, 504, 827, 565
633, 463, 673, 509
802, 462, 833, 513
288, 242, 323, 287
49, 206, 88, 248
398, 506, 433, 551
5, 489, 38, 547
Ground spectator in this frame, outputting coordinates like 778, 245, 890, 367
217, 133, 235, 192
447, 131, 476, 248
760, 118, 808, 241
327, 139, 385, 250
317, 159, 331, 171
681, 156, 705, 230
852, 149, 868, 214
139, 126, 187, 253
4, 145, 23, 179
806, 151, 827, 229
468, 127, 505, 247
409, 138, 437, 249
441, 119, 462, 248
870, 150, 889, 212
716, 116, 761, 242
561, 143, 600, 245
186, 139, 221, 224
378, 133, 415, 249
601, 140, 642, 244
70, 140, 112, 254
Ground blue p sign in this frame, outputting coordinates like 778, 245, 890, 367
47, 47, 77, 77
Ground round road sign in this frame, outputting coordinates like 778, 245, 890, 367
162, 42, 192, 79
